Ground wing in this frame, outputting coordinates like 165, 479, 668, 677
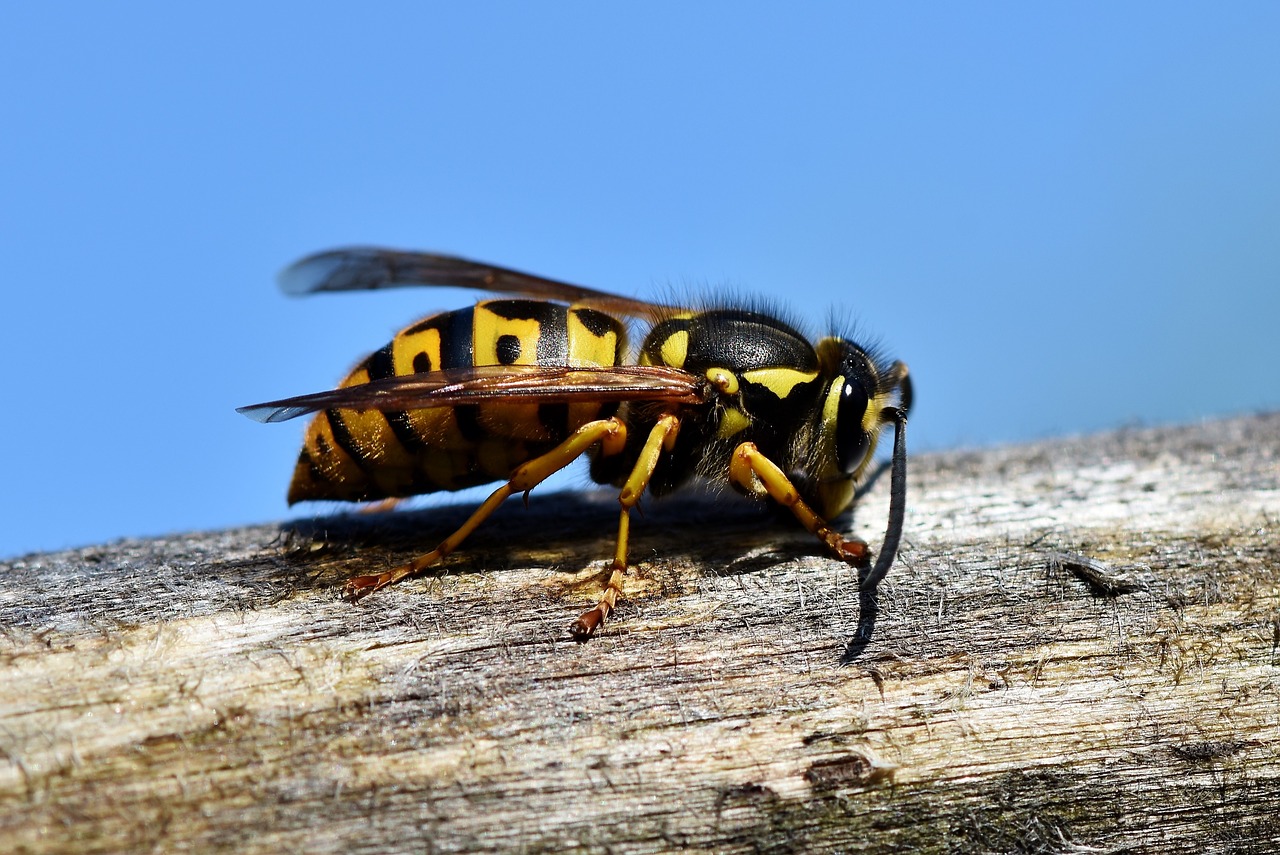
279, 247, 673, 320
237, 364, 708, 424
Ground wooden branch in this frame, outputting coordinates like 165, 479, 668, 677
3, 414, 1279, 853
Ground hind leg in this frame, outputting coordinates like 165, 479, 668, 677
344, 417, 628, 600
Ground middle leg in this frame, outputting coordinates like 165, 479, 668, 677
570, 413, 681, 639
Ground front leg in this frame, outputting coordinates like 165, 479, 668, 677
727, 442, 872, 567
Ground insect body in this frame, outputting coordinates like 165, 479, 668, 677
239, 248, 911, 639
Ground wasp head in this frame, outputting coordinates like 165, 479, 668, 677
807, 337, 911, 519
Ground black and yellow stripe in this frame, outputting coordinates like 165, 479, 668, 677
288, 300, 625, 503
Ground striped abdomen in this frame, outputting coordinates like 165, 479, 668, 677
288, 300, 625, 503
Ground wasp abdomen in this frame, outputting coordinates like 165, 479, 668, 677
288, 300, 625, 503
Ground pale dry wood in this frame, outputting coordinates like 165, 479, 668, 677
2, 414, 1279, 854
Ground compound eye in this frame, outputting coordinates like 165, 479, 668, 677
835, 379, 870, 475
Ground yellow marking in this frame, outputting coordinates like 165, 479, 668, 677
287, 445, 334, 504
392, 325, 442, 375
565, 308, 622, 430
474, 305, 548, 439
741, 367, 819, 399
638, 316, 692, 365
864, 392, 891, 432
566, 308, 622, 367
332, 366, 416, 476
821, 378, 843, 428
400, 407, 465, 451
334, 409, 392, 460
716, 406, 752, 439
307, 413, 367, 490
342, 366, 371, 388
705, 367, 739, 395
658, 329, 689, 368
474, 304, 543, 366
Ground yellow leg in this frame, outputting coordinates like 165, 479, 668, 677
728, 442, 871, 566
343, 417, 628, 601
570, 414, 681, 639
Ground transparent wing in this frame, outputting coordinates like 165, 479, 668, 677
238, 364, 707, 424
279, 247, 673, 320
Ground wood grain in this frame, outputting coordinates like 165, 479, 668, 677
2, 414, 1279, 853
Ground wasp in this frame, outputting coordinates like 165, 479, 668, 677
239, 247, 911, 639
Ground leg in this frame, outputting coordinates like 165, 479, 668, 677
344, 417, 628, 600
570, 414, 681, 639
728, 442, 872, 566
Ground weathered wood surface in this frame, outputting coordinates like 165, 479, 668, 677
3, 413, 1279, 854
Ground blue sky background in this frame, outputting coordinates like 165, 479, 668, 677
2, 3, 1278, 558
